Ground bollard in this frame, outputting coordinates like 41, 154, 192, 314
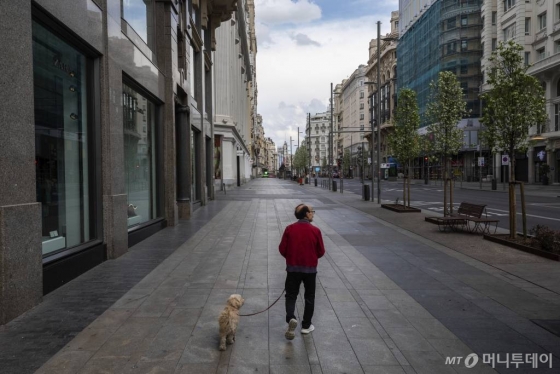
340, 178, 343, 193
332, 180, 337, 192
305, 177, 309, 184
314, 178, 317, 187
492, 178, 497, 190
363, 184, 370, 201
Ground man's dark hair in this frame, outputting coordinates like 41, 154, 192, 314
294, 204, 310, 219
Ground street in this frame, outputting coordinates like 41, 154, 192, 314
320, 178, 560, 232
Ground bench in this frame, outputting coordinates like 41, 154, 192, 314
437, 202, 498, 234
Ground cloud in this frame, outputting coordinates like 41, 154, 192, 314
255, 1, 396, 148
290, 33, 321, 47
255, 0, 322, 25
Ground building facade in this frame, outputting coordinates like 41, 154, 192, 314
367, 11, 399, 180
398, 0, 484, 181
306, 110, 333, 176
0, 0, 241, 325
481, 0, 560, 184
336, 65, 369, 178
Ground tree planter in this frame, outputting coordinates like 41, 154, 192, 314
483, 234, 560, 261
381, 204, 421, 213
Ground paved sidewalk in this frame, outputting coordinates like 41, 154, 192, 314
1, 178, 560, 373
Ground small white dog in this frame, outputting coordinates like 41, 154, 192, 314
218, 294, 245, 351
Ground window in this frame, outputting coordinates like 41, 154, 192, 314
504, 0, 516, 13
461, 40, 468, 51
492, 11, 497, 25
360, 103, 364, 109
461, 64, 468, 74
123, 83, 158, 228
537, 47, 546, 61
447, 41, 457, 55
538, 13, 547, 30
360, 114, 364, 120
122, 0, 154, 48
557, 3, 560, 22
525, 51, 531, 66
481, 16, 485, 29
556, 40, 560, 54
504, 23, 516, 40
447, 17, 456, 29
461, 16, 468, 26
359, 91, 364, 98
525, 18, 531, 35
492, 38, 497, 51
33, 20, 95, 256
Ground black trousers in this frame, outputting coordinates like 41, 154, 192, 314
285, 272, 316, 329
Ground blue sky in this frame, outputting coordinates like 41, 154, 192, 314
254, 0, 398, 149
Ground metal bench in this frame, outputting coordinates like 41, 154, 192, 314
437, 202, 498, 234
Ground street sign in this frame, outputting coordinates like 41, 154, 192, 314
236, 150, 244, 156
478, 157, 485, 167
381, 163, 390, 168
501, 155, 509, 166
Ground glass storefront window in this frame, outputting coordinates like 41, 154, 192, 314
123, 83, 157, 227
33, 21, 92, 256
122, 0, 154, 47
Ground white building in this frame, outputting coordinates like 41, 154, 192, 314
306, 110, 334, 176
213, 0, 256, 188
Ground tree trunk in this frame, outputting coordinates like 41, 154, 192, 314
403, 165, 406, 207
407, 161, 411, 207
510, 151, 517, 239
443, 156, 448, 216
520, 182, 527, 239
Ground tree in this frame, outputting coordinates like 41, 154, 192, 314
321, 156, 328, 173
388, 88, 421, 207
426, 71, 469, 216
293, 145, 309, 176
342, 149, 351, 177
480, 40, 547, 239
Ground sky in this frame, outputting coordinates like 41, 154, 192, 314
254, 0, 398, 150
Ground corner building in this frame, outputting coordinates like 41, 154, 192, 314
0, 0, 242, 325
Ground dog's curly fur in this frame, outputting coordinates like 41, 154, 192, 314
218, 294, 244, 351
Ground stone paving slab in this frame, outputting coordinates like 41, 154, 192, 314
4, 178, 560, 373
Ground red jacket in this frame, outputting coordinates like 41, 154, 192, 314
279, 219, 325, 273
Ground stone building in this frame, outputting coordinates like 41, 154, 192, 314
481, 0, 560, 184
366, 11, 399, 180
0, 0, 243, 324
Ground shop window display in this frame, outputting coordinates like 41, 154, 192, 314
33, 21, 92, 255
123, 83, 157, 227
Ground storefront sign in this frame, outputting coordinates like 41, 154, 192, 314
478, 157, 485, 167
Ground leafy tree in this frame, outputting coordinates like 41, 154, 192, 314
293, 145, 309, 175
388, 88, 421, 207
342, 149, 351, 177
481, 40, 547, 238
426, 71, 469, 216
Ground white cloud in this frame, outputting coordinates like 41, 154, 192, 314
255, 0, 322, 25
290, 33, 321, 47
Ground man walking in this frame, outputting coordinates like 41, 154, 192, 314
279, 204, 325, 340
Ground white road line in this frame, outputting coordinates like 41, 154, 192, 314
486, 208, 560, 222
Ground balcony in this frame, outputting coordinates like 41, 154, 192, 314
534, 29, 548, 44
527, 50, 560, 75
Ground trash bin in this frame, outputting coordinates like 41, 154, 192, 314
424, 175, 429, 185
314, 178, 317, 187
305, 177, 309, 184
332, 180, 337, 192
491, 178, 497, 190
363, 185, 370, 201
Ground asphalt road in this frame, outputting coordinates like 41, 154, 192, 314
317, 177, 560, 232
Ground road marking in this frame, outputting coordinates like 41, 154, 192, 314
486, 208, 560, 222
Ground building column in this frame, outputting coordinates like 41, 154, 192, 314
0, 2, 42, 324
176, 105, 192, 219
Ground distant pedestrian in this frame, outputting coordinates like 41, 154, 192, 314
279, 204, 325, 340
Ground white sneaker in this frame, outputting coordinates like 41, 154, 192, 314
301, 325, 315, 334
285, 319, 298, 340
